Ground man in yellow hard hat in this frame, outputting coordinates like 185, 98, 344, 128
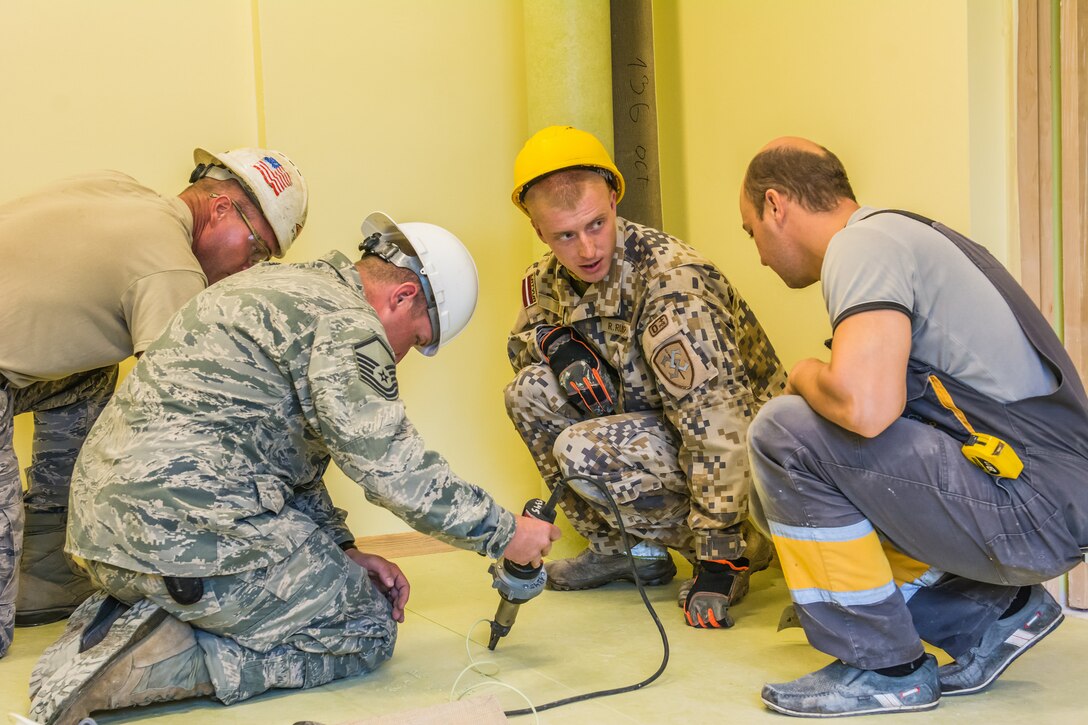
504, 125, 787, 629
0, 147, 308, 658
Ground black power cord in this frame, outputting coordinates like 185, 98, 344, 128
502, 478, 671, 718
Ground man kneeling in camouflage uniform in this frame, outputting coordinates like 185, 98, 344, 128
505, 127, 786, 629
28, 213, 559, 725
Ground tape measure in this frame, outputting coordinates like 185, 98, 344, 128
961, 433, 1023, 478
929, 375, 1024, 479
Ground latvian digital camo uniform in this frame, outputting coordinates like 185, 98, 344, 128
66, 250, 516, 703
506, 217, 786, 562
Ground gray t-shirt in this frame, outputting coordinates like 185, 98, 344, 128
822, 207, 1056, 402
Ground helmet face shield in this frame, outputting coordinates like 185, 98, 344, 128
359, 230, 442, 355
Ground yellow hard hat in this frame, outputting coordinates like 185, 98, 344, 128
511, 126, 625, 217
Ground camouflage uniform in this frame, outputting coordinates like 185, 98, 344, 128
506, 218, 786, 561
65, 250, 516, 703
0, 366, 116, 655
1, 170, 208, 647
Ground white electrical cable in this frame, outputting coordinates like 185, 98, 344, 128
7, 715, 40, 725
448, 619, 539, 723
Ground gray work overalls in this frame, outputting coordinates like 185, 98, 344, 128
747, 211, 1088, 669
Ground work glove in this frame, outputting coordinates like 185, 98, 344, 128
537, 326, 618, 417
683, 557, 751, 629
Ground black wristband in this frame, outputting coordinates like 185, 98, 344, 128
338, 540, 357, 552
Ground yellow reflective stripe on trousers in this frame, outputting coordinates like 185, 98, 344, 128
882, 540, 931, 588
769, 520, 898, 606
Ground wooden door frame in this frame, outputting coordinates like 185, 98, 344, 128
1018, 0, 1088, 608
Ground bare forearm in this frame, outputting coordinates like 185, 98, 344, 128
788, 357, 899, 437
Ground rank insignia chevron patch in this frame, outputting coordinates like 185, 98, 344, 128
354, 337, 399, 400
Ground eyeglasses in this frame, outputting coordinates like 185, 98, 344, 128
210, 193, 275, 265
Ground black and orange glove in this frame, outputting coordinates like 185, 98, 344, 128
537, 326, 618, 417
683, 557, 750, 629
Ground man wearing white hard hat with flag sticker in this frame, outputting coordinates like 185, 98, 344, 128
0, 146, 309, 658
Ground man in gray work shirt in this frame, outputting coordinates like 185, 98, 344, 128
739, 137, 1088, 718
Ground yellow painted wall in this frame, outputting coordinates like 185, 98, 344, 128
1, 0, 261, 509
3, 1, 1014, 538
253, 0, 539, 532
2, 0, 540, 537
653, 0, 1013, 368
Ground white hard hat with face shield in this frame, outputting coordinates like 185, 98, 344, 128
359, 212, 478, 356
191, 147, 309, 255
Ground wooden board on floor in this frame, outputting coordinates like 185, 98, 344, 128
328, 695, 506, 725
353, 532, 458, 559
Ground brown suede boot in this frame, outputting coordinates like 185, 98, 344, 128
545, 542, 676, 590
30, 600, 214, 725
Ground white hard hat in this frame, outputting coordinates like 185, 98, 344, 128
191, 147, 308, 255
359, 212, 478, 356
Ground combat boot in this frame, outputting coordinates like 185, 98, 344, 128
16, 510, 96, 626
545, 541, 676, 590
30, 599, 214, 725
30, 591, 134, 701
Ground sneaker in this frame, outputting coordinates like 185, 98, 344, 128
545, 544, 676, 591
939, 584, 1064, 696
29, 598, 212, 725
762, 655, 940, 717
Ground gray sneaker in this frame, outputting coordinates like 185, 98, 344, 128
545, 545, 676, 591
939, 584, 1064, 696
762, 656, 940, 717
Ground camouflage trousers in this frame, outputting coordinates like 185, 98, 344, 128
0, 366, 116, 658
85, 529, 397, 705
506, 363, 749, 561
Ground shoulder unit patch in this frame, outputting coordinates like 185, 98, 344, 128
641, 309, 715, 399
653, 340, 695, 390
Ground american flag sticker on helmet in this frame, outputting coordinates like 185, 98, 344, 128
253, 156, 293, 196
